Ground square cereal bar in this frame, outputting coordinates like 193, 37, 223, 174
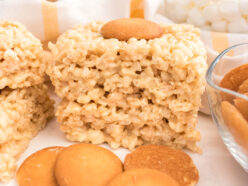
49, 21, 207, 152
0, 84, 54, 182
0, 21, 45, 89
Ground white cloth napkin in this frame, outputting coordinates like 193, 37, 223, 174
0, 0, 130, 41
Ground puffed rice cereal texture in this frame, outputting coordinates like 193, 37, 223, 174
0, 84, 54, 182
0, 21, 45, 89
49, 21, 207, 152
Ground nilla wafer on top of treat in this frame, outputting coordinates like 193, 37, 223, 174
49, 18, 207, 153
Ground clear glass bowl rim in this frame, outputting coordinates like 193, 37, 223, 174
206, 43, 248, 102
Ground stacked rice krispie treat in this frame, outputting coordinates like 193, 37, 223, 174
48, 20, 207, 153
0, 21, 54, 182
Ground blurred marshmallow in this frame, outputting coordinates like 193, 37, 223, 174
203, 5, 221, 22
240, 0, 248, 15
219, 0, 241, 22
188, 8, 206, 27
228, 18, 248, 33
164, 0, 248, 33
212, 21, 227, 32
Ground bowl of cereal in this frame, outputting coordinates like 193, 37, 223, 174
206, 43, 248, 172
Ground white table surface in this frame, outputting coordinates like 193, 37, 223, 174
1, 93, 248, 186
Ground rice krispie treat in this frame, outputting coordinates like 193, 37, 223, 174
0, 21, 45, 89
0, 84, 54, 182
49, 19, 207, 152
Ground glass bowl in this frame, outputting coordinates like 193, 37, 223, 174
206, 43, 248, 172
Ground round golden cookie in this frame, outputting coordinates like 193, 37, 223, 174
54, 143, 123, 186
221, 101, 248, 152
107, 168, 179, 186
234, 93, 248, 121
238, 79, 248, 94
101, 18, 163, 41
17, 146, 64, 186
124, 145, 199, 186
220, 64, 248, 102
